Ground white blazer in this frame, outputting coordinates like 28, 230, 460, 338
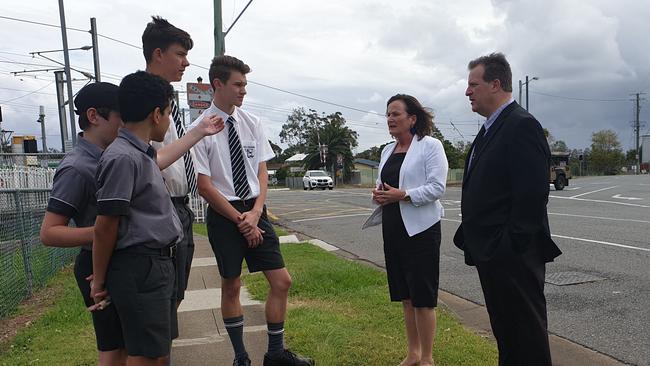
373, 135, 448, 237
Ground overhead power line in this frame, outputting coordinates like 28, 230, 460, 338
0, 81, 55, 103
531, 91, 629, 102
0, 15, 87, 32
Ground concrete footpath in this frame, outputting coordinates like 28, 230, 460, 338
171, 235, 269, 365
173, 233, 626, 366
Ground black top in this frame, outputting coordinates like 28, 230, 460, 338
381, 152, 406, 224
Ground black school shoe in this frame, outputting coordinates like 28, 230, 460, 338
263, 349, 315, 366
233, 356, 251, 366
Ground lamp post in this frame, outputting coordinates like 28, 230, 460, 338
518, 75, 539, 111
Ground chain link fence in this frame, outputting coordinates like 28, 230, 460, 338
0, 188, 78, 317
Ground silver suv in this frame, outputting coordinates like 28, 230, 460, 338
302, 170, 334, 190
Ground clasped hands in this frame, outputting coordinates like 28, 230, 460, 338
86, 274, 111, 312
372, 183, 406, 205
237, 209, 265, 248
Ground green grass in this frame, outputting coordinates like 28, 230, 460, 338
193, 222, 289, 238
0, 267, 97, 366
242, 244, 498, 366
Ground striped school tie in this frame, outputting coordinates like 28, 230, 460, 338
171, 98, 198, 196
227, 116, 251, 200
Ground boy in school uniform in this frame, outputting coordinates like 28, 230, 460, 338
90, 71, 222, 366
40, 82, 127, 366
192, 55, 314, 366
143, 15, 198, 309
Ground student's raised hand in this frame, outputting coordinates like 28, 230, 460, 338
196, 114, 224, 136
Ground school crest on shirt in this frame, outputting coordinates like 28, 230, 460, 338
243, 144, 256, 159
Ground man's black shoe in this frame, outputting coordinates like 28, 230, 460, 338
233, 356, 251, 366
263, 349, 315, 366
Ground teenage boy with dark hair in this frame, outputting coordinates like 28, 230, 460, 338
40, 82, 127, 366
143, 15, 197, 308
192, 55, 314, 366
90, 71, 222, 366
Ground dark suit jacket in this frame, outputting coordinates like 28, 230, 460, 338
453, 101, 562, 266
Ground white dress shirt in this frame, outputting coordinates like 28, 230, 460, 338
190, 102, 275, 201
150, 115, 192, 197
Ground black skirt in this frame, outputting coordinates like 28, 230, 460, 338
382, 218, 441, 308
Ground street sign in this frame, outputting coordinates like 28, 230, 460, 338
186, 82, 213, 123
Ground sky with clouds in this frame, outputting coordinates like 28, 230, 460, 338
1, 0, 649, 154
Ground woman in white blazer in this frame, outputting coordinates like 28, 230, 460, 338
372, 94, 448, 366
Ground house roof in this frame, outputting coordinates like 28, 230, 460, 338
354, 158, 380, 168
285, 153, 307, 162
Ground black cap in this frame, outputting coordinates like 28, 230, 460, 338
74, 82, 119, 116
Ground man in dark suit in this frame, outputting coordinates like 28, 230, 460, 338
453, 53, 562, 366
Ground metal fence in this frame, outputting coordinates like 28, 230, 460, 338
0, 188, 78, 317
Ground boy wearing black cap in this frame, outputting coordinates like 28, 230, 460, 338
40, 82, 127, 365
90, 71, 222, 365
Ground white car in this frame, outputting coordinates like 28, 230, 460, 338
302, 170, 334, 190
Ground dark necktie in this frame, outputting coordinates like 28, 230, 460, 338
171, 98, 198, 196
469, 125, 486, 168
227, 116, 251, 200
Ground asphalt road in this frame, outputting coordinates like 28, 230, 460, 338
266, 175, 650, 366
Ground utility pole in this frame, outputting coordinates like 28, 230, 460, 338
58, 0, 77, 146
214, 0, 225, 56
90, 17, 101, 82
632, 93, 646, 174
214, 0, 253, 56
518, 79, 522, 105
54, 70, 69, 152
38, 106, 47, 153
525, 75, 530, 111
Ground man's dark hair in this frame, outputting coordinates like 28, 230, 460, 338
142, 16, 193, 64
208, 55, 251, 88
386, 94, 434, 140
468, 52, 513, 92
119, 71, 174, 123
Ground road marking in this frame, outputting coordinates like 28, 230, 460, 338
292, 212, 372, 222
549, 195, 650, 208
548, 212, 650, 224
570, 186, 618, 198
552, 234, 650, 253
611, 194, 643, 201
562, 186, 581, 191
442, 218, 649, 253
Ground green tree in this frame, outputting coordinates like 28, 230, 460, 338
280, 108, 358, 179
624, 149, 638, 166
589, 129, 624, 175
550, 140, 568, 152
355, 143, 390, 162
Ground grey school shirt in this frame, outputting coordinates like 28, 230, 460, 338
96, 128, 182, 250
46, 135, 102, 251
